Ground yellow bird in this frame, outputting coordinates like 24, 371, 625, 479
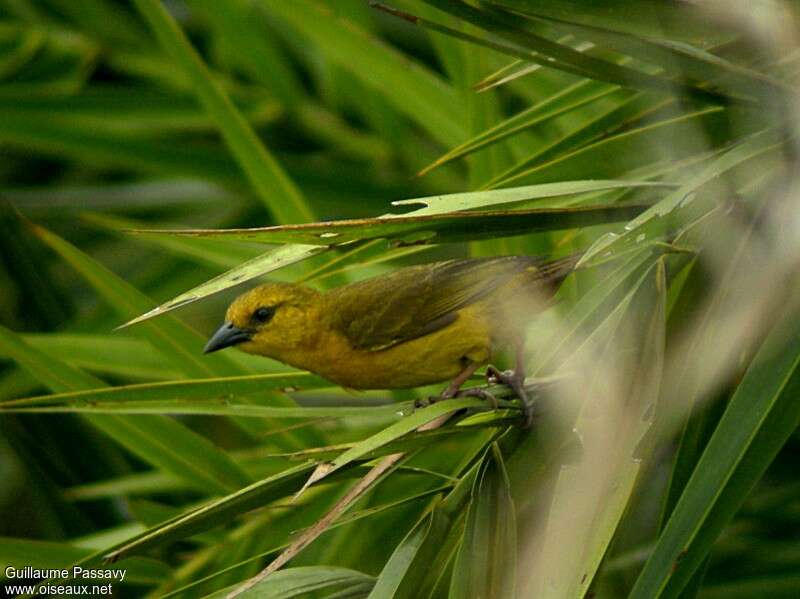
204, 254, 578, 424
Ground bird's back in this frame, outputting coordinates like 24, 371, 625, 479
323, 254, 577, 353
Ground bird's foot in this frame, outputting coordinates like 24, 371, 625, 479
455, 387, 499, 410
486, 365, 534, 427
414, 385, 456, 409
414, 396, 436, 409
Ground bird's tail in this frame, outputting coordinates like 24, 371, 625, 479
536, 251, 584, 288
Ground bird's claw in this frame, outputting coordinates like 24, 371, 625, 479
486, 365, 534, 427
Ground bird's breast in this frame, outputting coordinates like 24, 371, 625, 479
288, 307, 494, 390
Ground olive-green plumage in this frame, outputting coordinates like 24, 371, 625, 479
205, 255, 577, 391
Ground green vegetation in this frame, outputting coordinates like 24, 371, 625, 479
1, 1, 798, 597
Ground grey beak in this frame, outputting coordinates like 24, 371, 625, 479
204, 322, 252, 354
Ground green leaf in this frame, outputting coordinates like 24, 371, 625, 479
159, 485, 452, 599
420, 81, 625, 174
129, 203, 650, 246
131, 0, 313, 223
482, 0, 726, 43
496, 106, 732, 189
532, 15, 785, 103
122, 243, 324, 327
82, 212, 264, 269
301, 397, 502, 488
30, 223, 242, 378
388, 460, 481, 599
391, 180, 670, 216
16, 333, 182, 381
103, 462, 315, 562
0, 87, 281, 133
0, 537, 170, 584
450, 444, 516, 599
367, 510, 432, 598
0, 372, 327, 408
2, 400, 411, 420
630, 294, 800, 598
204, 566, 374, 599
0, 110, 241, 184
261, 0, 466, 146
0, 325, 251, 495
533, 248, 657, 374
482, 91, 656, 188
417, 1, 738, 104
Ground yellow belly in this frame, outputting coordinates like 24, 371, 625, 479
286, 304, 493, 390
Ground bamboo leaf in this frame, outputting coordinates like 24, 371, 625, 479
391, 180, 670, 216
129, 204, 650, 246
416, 0, 740, 104
203, 566, 374, 599
121, 243, 324, 328
103, 462, 315, 562
300, 397, 494, 489
0, 372, 327, 408
0, 325, 251, 494
419, 81, 626, 175
450, 444, 516, 599
630, 294, 800, 598
2, 401, 412, 420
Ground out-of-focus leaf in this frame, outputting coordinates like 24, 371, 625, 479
131, 0, 314, 223
0, 325, 251, 495
204, 566, 374, 599
0, 537, 170, 584
0, 87, 281, 133
0, 111, 241, 184
262, 0, 466, 146
577, 130, 784, 268
536, 258, 666, 597
31, 224, 243, 378
16, 334, 182, 381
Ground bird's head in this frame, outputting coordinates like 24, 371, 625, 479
204, 282, 322, 357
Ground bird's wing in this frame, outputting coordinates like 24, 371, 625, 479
326, 255, 573, 352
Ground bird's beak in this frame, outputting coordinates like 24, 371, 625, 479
204, 322, 252, 354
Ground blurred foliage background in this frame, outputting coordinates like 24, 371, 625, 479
1, 0, 799, 597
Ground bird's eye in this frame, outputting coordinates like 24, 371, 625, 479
252, 306, 276, 324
